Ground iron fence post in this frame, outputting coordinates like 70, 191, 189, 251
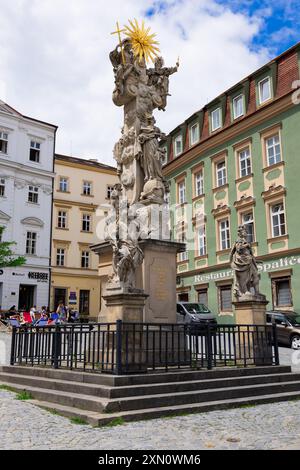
10, 326, 16, 365
207, 323, 213, 370
116, 319, 123, 375
272, 322, 280, 365
53, 325, 60, 369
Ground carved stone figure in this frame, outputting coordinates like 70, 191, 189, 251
106, 27, 177, 290
230, 225, 262, 299
147, 56, 179, 111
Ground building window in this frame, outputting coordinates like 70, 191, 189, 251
197, 225, 206, 256
106, 186, 114, 199
79, 290, 90, 315
26, 232, 37, 255
258, 77, 271, 104
272, 277, 292, 308
189, 123, 199, 146
219, 285, 232, 311
29, 141, 41, 162
161, 146, 168, 166
178, 180, 186, 204
242, 212, 255, 243
238, 147, 251, 177
57, 211, 67, 229
81, 251, 90, 268
216, 160, 226, 187
219, 219, 230, 250
59, 177, 69, 192
28, 185, 39, 204
194, 171, 204, 196
271, 203, 286, 237
198, 289, 208, 306
0, 131, 8, 154
0, 178, 5, 197
56, 248, 65, 266
177, 231, 188, 262
83, 181, 92, 196
266, 134, 281, 166
211, 107, 221, 131
82, 213, 91, 232
233, 95, 244, 119
174, 135, 183, 157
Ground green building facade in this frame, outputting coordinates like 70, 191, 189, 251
163, 43, 300, 323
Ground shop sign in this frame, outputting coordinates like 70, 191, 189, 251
194, 255, 300, 284
28, 272, 49, 283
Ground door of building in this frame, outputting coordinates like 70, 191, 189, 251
18, 285, 35, 311
54, 288, 67, 310
79, 290, 90, 315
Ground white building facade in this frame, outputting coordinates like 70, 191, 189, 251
0, 101, 57, 310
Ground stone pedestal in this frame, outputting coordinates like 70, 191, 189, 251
233, 296, 272, 365
92, 239, 185, 324
233, 296, 268, 326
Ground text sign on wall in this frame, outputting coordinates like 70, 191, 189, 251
194, 255, 300, 284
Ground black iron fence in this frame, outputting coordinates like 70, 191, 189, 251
10, 321, 279, 374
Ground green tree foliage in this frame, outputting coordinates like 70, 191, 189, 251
0, 226, 26, 268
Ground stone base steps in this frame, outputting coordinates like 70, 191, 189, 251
0, 365, 299, 425
28, 390, 300, 427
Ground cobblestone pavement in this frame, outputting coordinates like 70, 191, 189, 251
1, 332, 300, 450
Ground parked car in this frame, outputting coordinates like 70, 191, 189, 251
266, 310, 300, 349
176, 302, 217, 333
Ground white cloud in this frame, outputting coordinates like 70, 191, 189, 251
0, 0, 271, 165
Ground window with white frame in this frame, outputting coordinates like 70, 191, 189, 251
107, 185, 114, 199
174, 135, 183, 157
266, 134, 281, 166
194, 171, 204, 196
177, 231, 188, 262
81, 251, 90, 268
57, 210, 67, 229
271, 203, 286, 237
0, 131, 8, 154
197, 225, 206, 256
56, 248, 65, 266
258, 77, 271, 104
233, 95, 244, 119
238, 147, 251, 177
83, 181, 92, 196
59, 177, 69, 192
211, 107, 221, 132
242, 211, 255, 243
0, 178, 5, 197
178, 180, 186, 204
219, 219, 230, 250
160, 146, 168, 166
189, 123, 199, 146
216, 160, 226, 187
29, 140, 41, 162
82, 213, 91, 232
28, 185, 39, 204
26, 232, 37, 255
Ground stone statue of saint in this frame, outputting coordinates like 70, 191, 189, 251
230, 225, 261, 299
147, 56, 179, 110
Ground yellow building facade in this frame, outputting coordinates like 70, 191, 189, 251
51, 154, 118, 320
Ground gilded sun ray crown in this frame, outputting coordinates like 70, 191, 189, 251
123, 18, 160, 63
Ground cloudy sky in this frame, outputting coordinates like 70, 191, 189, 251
0, 0, 299, 165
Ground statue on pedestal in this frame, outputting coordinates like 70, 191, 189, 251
230, 225, 264, 300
